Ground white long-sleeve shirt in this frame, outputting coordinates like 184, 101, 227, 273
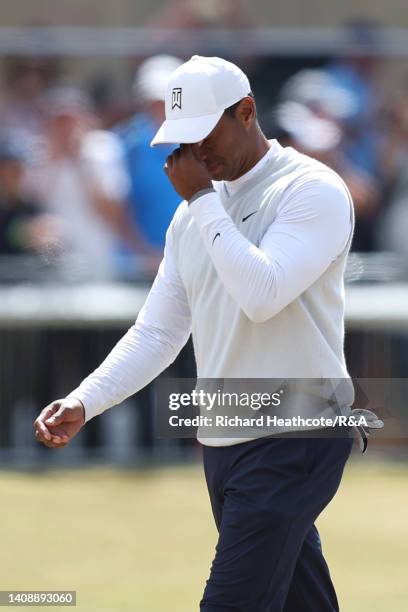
68, 140, 354, 445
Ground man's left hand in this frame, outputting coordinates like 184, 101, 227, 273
164, 144, 212, 201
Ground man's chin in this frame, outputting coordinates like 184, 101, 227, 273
208, 166, 225, 181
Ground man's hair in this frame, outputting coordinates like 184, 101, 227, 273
224, 92, 255, 117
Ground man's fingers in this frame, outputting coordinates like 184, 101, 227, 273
189, 143, 201, 160
45, 411, 64, 426
181, 143, 193, 155
34, 419, 52, 441
166, 153, 174, 169
35, 430, 68, 449
34, 429, 53, 447
164, 150, 178, 177
49, 425, 70, 444
166, 147, 182, 167
33, 403, 60, 441
45, 405, 73, 427
39, 402, 61, 422
49, 436, 69, 445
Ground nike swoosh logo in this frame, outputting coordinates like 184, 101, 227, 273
242, 211, 258, 222
212, 232, 221, 245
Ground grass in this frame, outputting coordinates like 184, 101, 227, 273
0, 455, 407, 611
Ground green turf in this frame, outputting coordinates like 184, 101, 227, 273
0, 457, 407, 611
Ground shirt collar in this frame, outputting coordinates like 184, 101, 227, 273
216, 139, 279, 197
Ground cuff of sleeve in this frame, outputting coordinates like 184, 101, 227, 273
188, 187, 216, 206
65, 391, 98, 424
189, 190, 230, 229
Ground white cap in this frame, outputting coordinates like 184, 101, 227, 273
150, 55, 251, 147
133, 54, 184, 103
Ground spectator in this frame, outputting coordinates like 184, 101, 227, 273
275, 67, 381, 251
326, 20, 385, 179
0, 57, 58, 151
0, 135, 56, 257
115, 55, 184, 256
27, 87, 135, 280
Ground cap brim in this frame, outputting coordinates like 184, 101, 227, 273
150, 110, 224, 147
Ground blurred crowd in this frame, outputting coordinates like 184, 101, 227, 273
0, 19, 407, 283
270, 24, 408, 257
0, 53, 189, 282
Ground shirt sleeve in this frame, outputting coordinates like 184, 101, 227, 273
66, 221, 192, 422
188, 170, 353, 323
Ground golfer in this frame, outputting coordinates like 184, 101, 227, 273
34, 56, 358, 611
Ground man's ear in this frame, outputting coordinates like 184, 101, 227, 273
236, 96, 256, 127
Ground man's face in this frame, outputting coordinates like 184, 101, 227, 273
193, 97, 255, 182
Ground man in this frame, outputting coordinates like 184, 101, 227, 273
115, 54, 183, 256
34, 56, 359, 611
29, 86, 134, 280
0, 136, 44, 256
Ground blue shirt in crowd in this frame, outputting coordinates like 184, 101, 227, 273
116, 113, 180, 250
326, 62, 381, 179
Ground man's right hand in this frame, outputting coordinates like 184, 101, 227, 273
33, 398, 85, 449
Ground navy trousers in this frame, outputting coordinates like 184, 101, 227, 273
200, 432, 353, 612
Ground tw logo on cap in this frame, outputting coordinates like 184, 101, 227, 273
171, 87, 182, 110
